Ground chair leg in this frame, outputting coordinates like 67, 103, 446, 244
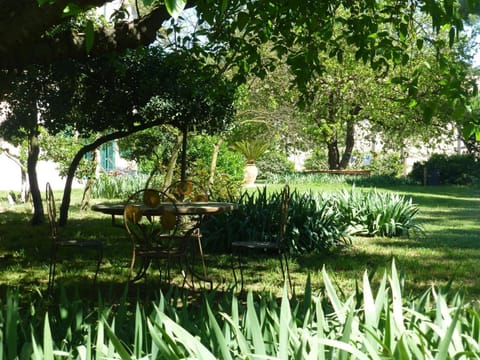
230, 248, 244, 292
93, 247, 103, 285
278, 252, 293, 294
282, 253, 293, 294
48, 246, 58, 292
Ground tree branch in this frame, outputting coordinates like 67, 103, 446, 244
0, 0, 195, 69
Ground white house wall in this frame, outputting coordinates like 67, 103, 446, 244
0, 153, 83, 191
292, 121, 466, 174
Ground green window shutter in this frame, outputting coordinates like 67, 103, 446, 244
100, 142, 116, 171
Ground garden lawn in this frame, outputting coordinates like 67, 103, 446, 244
293, 183, 480, 301
0, 183, 479, 303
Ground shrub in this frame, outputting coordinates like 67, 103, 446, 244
366, 151, 403, 177
303, 148, 328, 170
409, 153, 479, 185
345, 174, 413, 187
3, 262, 479, 359
203, 186, 422, 253
202, 187, 352, 254
331, 187, 423, 237
256, 151, 295, 181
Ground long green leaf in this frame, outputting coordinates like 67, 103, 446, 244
102, 318, 132, 360
206, 300, 233, 360
43, 313, 54, 360
390, 260, 406, 333
5, 290, 18, 360
146, 318, 180, 359
318, 339, 371, 360
435, 301, 462, 360
155, 310, 216, 360
278, 285, 291, 359
322, 266, 346, 323
246, 291, 267, 355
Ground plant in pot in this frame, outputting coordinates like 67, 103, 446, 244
230, 139, 269, 185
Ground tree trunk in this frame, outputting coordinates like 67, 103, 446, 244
58, 120, 165, 225
0, 146, 30, 202
339, 118, 355, 169
20, 168, 29, 203
325, 90, 340, 170
163, 131, 183, 188
80, 151, 97, 210
209, 137, 223, 187
327, 138, 340, 170
27, 128, 45, 225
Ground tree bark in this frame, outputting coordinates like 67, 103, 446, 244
59, 120, 164, 226
209, 137, 223, 187
326, 90, 340, 170
339, 118, 355, 169
27, 127, 45, 225
0, 1, 194, 70
327, 139, 340, 170
164, 131, 183, 188
0, 146, 30, 202
80, 151, 97, 210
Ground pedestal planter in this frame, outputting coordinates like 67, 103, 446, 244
243, 163, 259, 185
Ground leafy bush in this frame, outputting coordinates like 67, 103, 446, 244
366, 151, 403, 177
256, 150, 295, 181
3, 262, 479, 359
188, 135, 244, 180
303, 148, 328, 170
202, 187, 352, 254
331, 187, 423, 237
409, 153, 480, 185
203, 186, 422, 253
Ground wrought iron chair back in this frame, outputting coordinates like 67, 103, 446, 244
163, 180, 211, 281
231, 184, 292, 293
45, 182, 103, 291
163, 179, 210, 203
123, 188, 192, 285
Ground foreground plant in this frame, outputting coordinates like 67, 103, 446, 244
1, 261, 478, 358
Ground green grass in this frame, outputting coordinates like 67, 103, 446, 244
0, 183, 479, 304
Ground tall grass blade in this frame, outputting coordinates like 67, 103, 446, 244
5, 290, 18, 360
322, 266, 346, 323
315, 297, 326, 360
278, 285, 291, 359
435, 301, 462, 360
42, 313, 54, 360
246, 291, 266, 356
318, 339, 371, 360
154, 310, 216, 360
146, 318, 180, 359
390, 260, 406, 333
206, 300, 233, 360
134, 304, 143, 359
102, 318, 132, 360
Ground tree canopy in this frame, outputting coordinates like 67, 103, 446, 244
0, 1, 474, 80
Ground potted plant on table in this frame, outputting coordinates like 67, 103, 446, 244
230, 139, 269, 186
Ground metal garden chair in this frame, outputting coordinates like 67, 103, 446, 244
231, 184, 292, 293
46, 182, 103, 291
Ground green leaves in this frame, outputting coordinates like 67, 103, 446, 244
332, 188, 423, 237
463, 122, 480, 141
0, 263, 479, 358
37, 0, 56, 5
165, 0, 186, 19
